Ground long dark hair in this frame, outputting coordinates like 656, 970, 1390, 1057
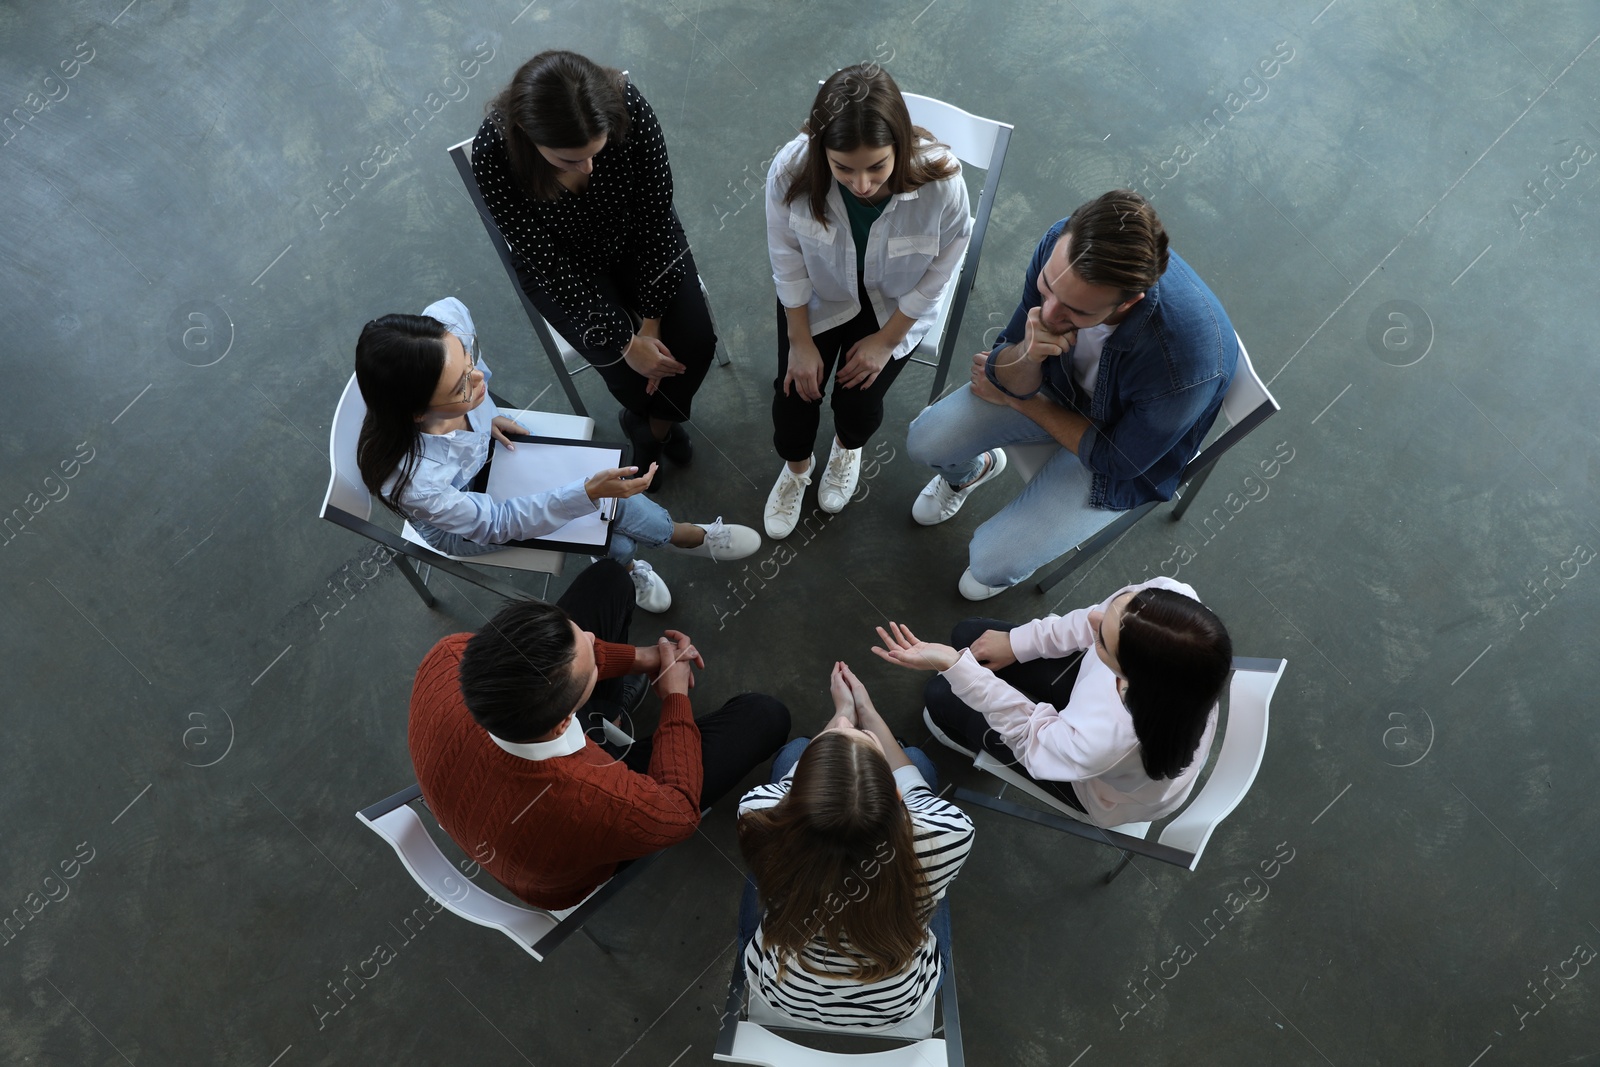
487, 50, 629, 202
354, 314, 450, 515
1116, 589, 1233, 780
783, 63, 958, 226
737, 731, 928, 983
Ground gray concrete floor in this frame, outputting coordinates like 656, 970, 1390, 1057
2, 0, 1597, 1063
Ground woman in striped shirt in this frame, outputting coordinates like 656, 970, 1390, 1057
736, 662, 974, 1027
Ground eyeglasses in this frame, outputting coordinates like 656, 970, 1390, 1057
454, 335, 480, 404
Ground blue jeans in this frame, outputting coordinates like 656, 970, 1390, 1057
738, 738, 951, 988
415, 494, 675, 565
907, 384, 1123, 587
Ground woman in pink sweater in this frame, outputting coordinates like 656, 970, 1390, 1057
873, 577, 1232, 826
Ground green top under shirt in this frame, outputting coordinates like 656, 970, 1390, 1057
838, 181, 888, 279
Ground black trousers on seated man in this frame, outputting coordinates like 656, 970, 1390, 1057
560, 559, 790, 808
924, 617, 1088, 812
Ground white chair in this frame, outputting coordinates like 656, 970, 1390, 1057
889, 93, 1014, 405
1008, 332, 1279, 593
955, 657, 1285, 883
447, 131, 730, 422
320, 373, 595, 605
356, 783, 659, 961
713, 934, 963, 1066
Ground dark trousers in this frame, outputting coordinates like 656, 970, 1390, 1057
559, 559, 791, 809
771, 282, 911, 461
517, 243, 715, 424
923, 617, 1088, 812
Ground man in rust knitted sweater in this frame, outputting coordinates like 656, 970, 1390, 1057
409, 559, 789, 910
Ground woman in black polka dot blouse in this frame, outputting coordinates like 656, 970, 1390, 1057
474, 50, 714, 490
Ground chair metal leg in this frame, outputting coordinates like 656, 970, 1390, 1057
1170, 460, 1219, 522
578, 925, 613, 956
395, 556, 436, 608
1105, 850, 1134, 884
1033, 502, 1159, 594
529, 315, 588, 419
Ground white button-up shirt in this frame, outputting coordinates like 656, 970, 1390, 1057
384, 298, 596, 546
765, 134, 972, 358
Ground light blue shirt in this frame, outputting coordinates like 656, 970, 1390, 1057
388, 298, 597, 547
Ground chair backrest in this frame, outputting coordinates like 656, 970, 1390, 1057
1157, 657, 1285, 869
1179, 334, 1279, 480
323, 373, 374, 521
746, 986, 937, 1040
901, 93, 1009, 170
356, 791, 569, 960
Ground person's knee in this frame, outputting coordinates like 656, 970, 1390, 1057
923, 674, 957, 719
730, 693, 791, 748
586, 557, 632, 596
906, 406, 940, 465
949, 618, 995, 648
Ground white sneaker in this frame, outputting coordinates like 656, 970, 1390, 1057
764, 458, 813, 539
816, 441, 862, 514
958, 566, 1013, 601
628, 559, 672, 612
911, 449, 1008, 526
923, 707, 978, 759
672, 517, 761, 560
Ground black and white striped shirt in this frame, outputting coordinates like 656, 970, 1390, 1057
739, 764, 975, 1027
471, 80, 689, 351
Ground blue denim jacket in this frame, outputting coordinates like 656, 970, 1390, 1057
987, 218, 1237, 509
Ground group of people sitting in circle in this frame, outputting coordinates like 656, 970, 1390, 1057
381, 48, 1241, 1028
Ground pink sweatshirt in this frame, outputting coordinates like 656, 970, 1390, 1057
940, 577, 1217, 826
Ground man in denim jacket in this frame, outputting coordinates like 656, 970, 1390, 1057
907, 190, 1236, 599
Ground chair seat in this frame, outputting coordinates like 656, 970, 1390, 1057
717, 1024, 948, 1066
973, 750, 1150, 837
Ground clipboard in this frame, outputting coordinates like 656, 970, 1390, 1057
482, 434, 628, 554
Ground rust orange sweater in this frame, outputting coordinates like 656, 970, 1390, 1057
408, 634, 702, 910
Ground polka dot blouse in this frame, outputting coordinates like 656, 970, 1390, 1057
472, 81, 689, 352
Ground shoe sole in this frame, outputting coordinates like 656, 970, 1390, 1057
923, 707, 978, 760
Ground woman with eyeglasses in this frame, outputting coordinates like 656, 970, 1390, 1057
472, 50, 713, 492
736, 661, 973, 1027
872, 577, 1232, 825
354, 298, 759, 612
761, 63, 971, 538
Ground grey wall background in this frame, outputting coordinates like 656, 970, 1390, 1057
1, 0, 1597, 1064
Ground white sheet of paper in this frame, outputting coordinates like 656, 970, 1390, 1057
484, 438, 623, 548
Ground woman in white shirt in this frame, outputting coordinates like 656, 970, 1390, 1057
353, 298, 759, 612
873, 577, 1232, 826
736, 662, 973, 1028
762, 64, 972, 538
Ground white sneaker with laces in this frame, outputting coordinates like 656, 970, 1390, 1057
764, 458, 813, 539
628, 559, 672, 613
958, 566, 1013, 601
673, 517, 761, 560
816, 441, 862, 514
911, 449, 1008, 526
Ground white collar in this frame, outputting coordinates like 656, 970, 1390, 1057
489, 714, 586, 761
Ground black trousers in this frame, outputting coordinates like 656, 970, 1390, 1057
923, 617, 1088, 812
559, 559, 791, 809
516, 241, 715, 424
770, 281, 911, 461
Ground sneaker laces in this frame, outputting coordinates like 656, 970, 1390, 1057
773, 466, 806, 517
629, 558, 657, 592
822, 447, 855, 492
699, 516, 732, 551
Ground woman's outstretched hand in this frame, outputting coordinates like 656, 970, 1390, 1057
872, 622, 959, 673
585, 464, 658, 502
